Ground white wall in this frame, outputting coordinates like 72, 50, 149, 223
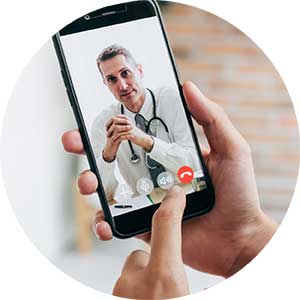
1, 40, 76, 259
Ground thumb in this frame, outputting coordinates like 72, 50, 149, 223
183, 81, 246, 156
148, 185, 186, 268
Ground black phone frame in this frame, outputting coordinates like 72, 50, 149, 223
52, 0, 215, 239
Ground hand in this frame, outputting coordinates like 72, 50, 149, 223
102, 115, 133, 162
113, 186, 189, 299
103, 115, 153, 162
62, 81, 278, 277
179, 82, 278, 276
128, 121, 154, 152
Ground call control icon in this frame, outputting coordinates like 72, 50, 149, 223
136, 177, 154, 195
157, 171, 174, 190
177, 166, 194, 184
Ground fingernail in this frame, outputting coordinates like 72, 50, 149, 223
167, 185, 182, 194
95, 223, 102, 239
92, 221, 100, 239
76, 179, 81, 193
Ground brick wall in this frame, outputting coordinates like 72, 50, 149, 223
160, 2, 300, 222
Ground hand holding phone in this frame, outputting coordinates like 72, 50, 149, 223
62, 82, 277, 278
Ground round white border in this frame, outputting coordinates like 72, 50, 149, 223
0, 1, 299, 299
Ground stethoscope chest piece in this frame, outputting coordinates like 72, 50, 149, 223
130, 153, 140, 164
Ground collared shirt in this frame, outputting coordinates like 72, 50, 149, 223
91, 87, 202, 200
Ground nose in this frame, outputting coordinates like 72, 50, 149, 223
118, 77, 128, 90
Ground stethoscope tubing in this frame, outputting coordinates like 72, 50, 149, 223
120, 88, 169, 164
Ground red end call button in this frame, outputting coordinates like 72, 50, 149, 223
177, 166, 194, 184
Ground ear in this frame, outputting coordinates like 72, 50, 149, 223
97, 62, 106, 85
137, 64, 144, 79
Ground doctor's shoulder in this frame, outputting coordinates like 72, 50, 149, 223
155, 85, 182, 113
155, 86, 181, 106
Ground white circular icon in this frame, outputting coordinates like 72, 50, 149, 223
157, 171, 174, 190
136, 177, 154, 195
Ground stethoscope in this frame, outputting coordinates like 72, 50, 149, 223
121, 88, 170, 165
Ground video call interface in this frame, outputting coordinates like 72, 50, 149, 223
60, 16, 207, 216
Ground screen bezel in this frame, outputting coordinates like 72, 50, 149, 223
53, 0, 215, 238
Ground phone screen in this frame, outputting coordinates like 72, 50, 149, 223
59, 10, 208, 217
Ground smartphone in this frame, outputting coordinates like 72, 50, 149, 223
53, 0, 214, 238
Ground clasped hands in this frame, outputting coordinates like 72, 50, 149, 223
102, 115, 153, 162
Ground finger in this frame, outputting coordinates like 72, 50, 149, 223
200, 143, 210, 158
113, 132, 134, 143
136, 232, 151, 244
61, 129, 84, 154
148, 186, 186, 268
92, 210, 113, 241
200, 145, 210, 167
106, 124, 133, 138
77, 170, 98, 195
114, 114, 130, 120
121, 250, 149, 274
105, 118, 114, 131
106, 116, 129, 131
113, 117, 130, 126
183, 81, 248, 157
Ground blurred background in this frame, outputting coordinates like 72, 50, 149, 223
161, 2, 299, 222
1, 1, 299, 295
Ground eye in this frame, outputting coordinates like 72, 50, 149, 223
107, 76, 117, 84
121, 69, 130, 78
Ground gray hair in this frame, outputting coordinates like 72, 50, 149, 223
96, 44, 138, 77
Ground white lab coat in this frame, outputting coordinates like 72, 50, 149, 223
90, 87, 202, 200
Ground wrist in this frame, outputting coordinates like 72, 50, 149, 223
226, 211, 278, 277
102, 148, 116, 163
143, 135, 154, 152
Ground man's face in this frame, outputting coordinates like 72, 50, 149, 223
100, 55, 145, 107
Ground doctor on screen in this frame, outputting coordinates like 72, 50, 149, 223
91, 44, 202, 201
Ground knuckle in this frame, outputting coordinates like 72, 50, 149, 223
236, 136, 252, 157
122, 250, 148, 273
127, 249, 144, 260
147, 269, 181, 289
95, 210, 103, 218
125, 250, 146, 264
211, 100, 224, 115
